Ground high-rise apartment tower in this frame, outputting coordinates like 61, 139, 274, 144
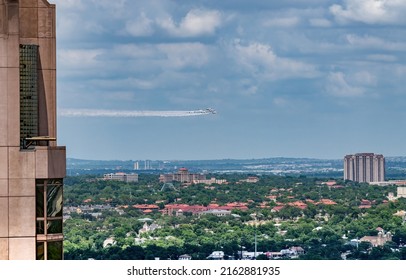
344, 153, 385, 183
0, 0, 66, 260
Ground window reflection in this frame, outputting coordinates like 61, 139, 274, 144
36, 242, 44, 260
47, 220, 62, 234
47, 242, 63, 260
47, 185, 63, 217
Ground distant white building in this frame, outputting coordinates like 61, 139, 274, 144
178, 254, 192, 260
344, 153, 385, 183
103, 237, 116, 248
199, 209, 231, 217
207, 251, 224, 260
193, 178, 227, 185
360, 228, 392, 247
103, 172, 138, 183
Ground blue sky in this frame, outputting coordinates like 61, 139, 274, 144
53, 0, 406, 160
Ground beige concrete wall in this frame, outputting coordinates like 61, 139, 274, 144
0, 179, 7, 196
35, 146, 66, 179
20, 0, 38, 8
0, 238, 9, 260
0, 67, 8, 146
0, 147, 7, 178
0, 0, 64, 260
9, 237, 36, 260
8, 148, 36, 179
0, 197, 8, 237
8, 196, 35, 237
9, 178, 35, 196
7, 67, 20, 146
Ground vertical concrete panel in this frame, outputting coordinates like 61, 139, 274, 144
8, 196, 35, 237
19, 8, 38, 38
7, 2, 19, 35
0, 197, 8, 237
9, 178, 35, 196
38, 69, 56, 138
6, 34, 19, 67
0, 238, 8, 260
48, 147, 66, 178
20, 0, 38, 8
35, 148, 48, 178
0, 4, 6, 36
38, 0, 53, 9
38, 7, 54, 38
0, 67, 7, 145
0, 38, 7, 67
8, 238, 36, 260
0, 147, 7, 178
38, 38, 55, 70
8, 148, 36, 179
7, 67, 19, 147
0, 179, 7, 196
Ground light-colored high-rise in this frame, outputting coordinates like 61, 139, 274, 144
0, 0, 66, 260
344, 153, 385, 183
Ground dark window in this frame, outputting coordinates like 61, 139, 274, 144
47, 220, 63, 234
36, 242, 45, 260
47, 242, 63, 260
20, 44, 39, 147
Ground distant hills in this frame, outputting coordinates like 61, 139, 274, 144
66, 157, 406, 179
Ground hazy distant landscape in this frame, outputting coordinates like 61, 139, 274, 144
67, 157, 406, 179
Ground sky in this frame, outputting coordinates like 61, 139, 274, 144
52, 0, 406, 161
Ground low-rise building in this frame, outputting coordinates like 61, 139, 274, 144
104, 172, 138, 183
179, 254, 192, 260
193, 178, 227, 185
159, 168, 205, 184
207, 251, 225, 260
360, 228, 392, 247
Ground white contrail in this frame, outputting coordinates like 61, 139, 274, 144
59, 108, 213, 118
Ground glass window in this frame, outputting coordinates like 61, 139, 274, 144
47, 185, 63, 217
47, 220, 62, 234
36, 242, 45, 260
36, 221, 45, 234
36, 184, 44, 218
47, 241, 63, 260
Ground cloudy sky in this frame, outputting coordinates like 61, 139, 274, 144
53, 0, 406, 161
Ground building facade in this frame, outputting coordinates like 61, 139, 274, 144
344, 153, 385, 183
0, 0, 66, 260
159, 168, 205, 184
103, 172, 138, 183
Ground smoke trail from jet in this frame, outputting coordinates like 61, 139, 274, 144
59, 108, 213, 118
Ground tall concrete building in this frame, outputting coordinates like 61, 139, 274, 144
344, 153, 385, 183
0, 0, 66, 260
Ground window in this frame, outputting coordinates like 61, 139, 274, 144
20, 44, 39, 147
36, 241, 63, 261
36, 179, 63, 260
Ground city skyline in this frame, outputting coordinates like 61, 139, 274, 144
53, 0, 406, 160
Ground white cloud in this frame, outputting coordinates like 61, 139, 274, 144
157, 43, 211, 68
330, 0, 406, 24
125, 13, 154, 36
352, 71, 377, 86
366, 54, 397, 62
233, 41, 318, 80
263, 17, 300, 28
326, 72, 365, 97
157, 9, 222, 37
309, 18, 332, 27
113, 44, 157, 59
58, 49, 104, 69
273, 97, 288, 107
346, 34, 406, 51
